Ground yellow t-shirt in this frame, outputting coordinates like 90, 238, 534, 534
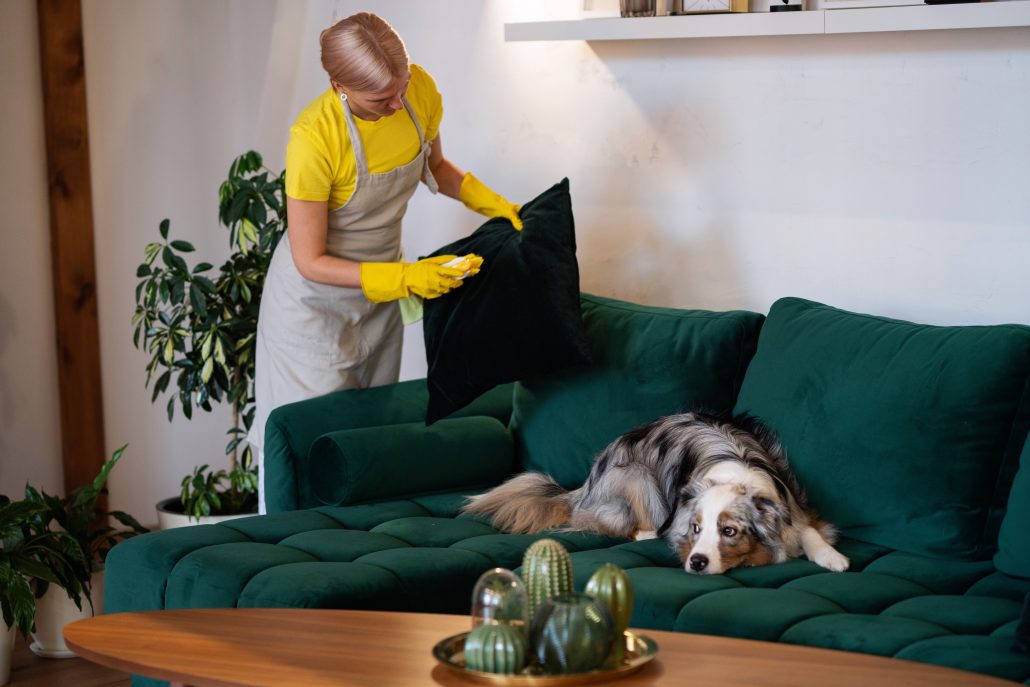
285, 64, 442, 210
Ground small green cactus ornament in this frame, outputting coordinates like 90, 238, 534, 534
585, 563, 633, 665
521, 538, 574, 619
529, 592, 615, 674
464, 622, 527, 674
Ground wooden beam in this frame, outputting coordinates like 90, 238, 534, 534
36, 0, 107, 500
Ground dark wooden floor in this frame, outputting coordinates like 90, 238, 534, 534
8, 634, 132, 686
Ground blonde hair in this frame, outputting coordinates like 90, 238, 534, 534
320, 13, 409, 93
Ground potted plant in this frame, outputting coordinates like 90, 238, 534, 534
20, 445, 149, 658
2, 497, 83, 680
131, 151, 286, 526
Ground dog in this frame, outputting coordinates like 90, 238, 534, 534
463, 411, 849, 574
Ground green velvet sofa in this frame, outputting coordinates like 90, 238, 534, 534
106, 294, 1030, 685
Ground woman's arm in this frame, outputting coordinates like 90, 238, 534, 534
286, 196, 362, 287
426, 135, 464, 199
429, 134, 523, 230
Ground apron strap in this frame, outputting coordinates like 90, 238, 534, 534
401, 97, 439, 195
339, 92, 438, 194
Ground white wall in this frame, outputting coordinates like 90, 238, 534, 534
0, 1, 63, 499
3, 0, 1028, 520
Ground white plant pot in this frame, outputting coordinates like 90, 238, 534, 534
1, 615, 15, 686
30, 570, 103, 659
155, 497, 256, 529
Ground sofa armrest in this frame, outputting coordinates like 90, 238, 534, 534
309, 416, 514, 507
264, 380, 514, 512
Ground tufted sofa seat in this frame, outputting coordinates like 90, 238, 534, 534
107, 294, 1030, 685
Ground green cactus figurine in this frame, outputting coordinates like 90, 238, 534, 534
464, 622, 527, 674
585, 563, 634, 665
529, 592, 616, 674
521, 538, 574, 619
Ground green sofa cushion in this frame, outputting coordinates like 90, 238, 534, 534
511, 293, 764, 487
309, 416, 513, 506
895, 636, 1030, 684
239, 562, 406, 610
734, 297, 1030, 560
996, 435, 1030, 578
676, 588, 845, 641
780, 615, 950, 657
263, 380, 514, 512
882, 595, 1024, 635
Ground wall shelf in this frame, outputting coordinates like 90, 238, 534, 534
503, 1, 1030, 41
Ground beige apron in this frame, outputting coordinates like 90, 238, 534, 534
250, 93, 438, 510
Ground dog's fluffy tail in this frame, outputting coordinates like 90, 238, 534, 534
463, 472, 573, 534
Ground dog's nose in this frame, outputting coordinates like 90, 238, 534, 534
689, 554, 709, 572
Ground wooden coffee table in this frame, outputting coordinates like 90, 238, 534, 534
63, 608, 1017, 687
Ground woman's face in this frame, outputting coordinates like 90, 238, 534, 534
336, 75, 410, 121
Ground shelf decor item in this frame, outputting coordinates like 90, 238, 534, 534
521, 539, 574, 620
670, 0, 749, 14
620, 0, 657, 17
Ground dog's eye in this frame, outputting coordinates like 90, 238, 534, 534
692, 523, 701, 534
722, 527, 737, 537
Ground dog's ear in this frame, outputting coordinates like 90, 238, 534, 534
678, 478, 710, 505
751, 495, 790, 545
658, 487, 700, 539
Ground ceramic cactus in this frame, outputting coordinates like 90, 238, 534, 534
529, 592, 615, 674
521, 538, 574, 619
463, 622, 527, 674
585, 563, 633, 665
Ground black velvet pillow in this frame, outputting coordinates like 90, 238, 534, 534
423, 178, 592, 424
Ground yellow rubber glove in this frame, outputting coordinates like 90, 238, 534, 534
360, 256, 467, 303
459, 172, 523, 231
443, 253, 484, 278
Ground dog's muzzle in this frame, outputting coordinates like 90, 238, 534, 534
688, 553, 709, 573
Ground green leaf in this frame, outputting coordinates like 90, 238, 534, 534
228, 191, 249, 224
201, 357, 214, 384
247, 201, 267, 229
159, 218, 170, 239
152, 370, 171, 402
192, 262, 214, 274
144, 242, 161, 265
189, 284, 208, 320
192, 275, 216, 295
136, 264, 152, 278
90, 445, 126, 493
169, 252, 190, 276
170, 240, 195, 252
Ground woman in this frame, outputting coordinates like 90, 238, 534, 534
250, 12, 522, 511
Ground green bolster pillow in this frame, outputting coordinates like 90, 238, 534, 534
309, 416, 514, 506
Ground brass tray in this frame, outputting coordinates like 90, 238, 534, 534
432, 630, 659, 685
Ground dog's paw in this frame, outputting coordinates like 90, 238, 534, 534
815, 547, 850, 572
634, 530, 658, 541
